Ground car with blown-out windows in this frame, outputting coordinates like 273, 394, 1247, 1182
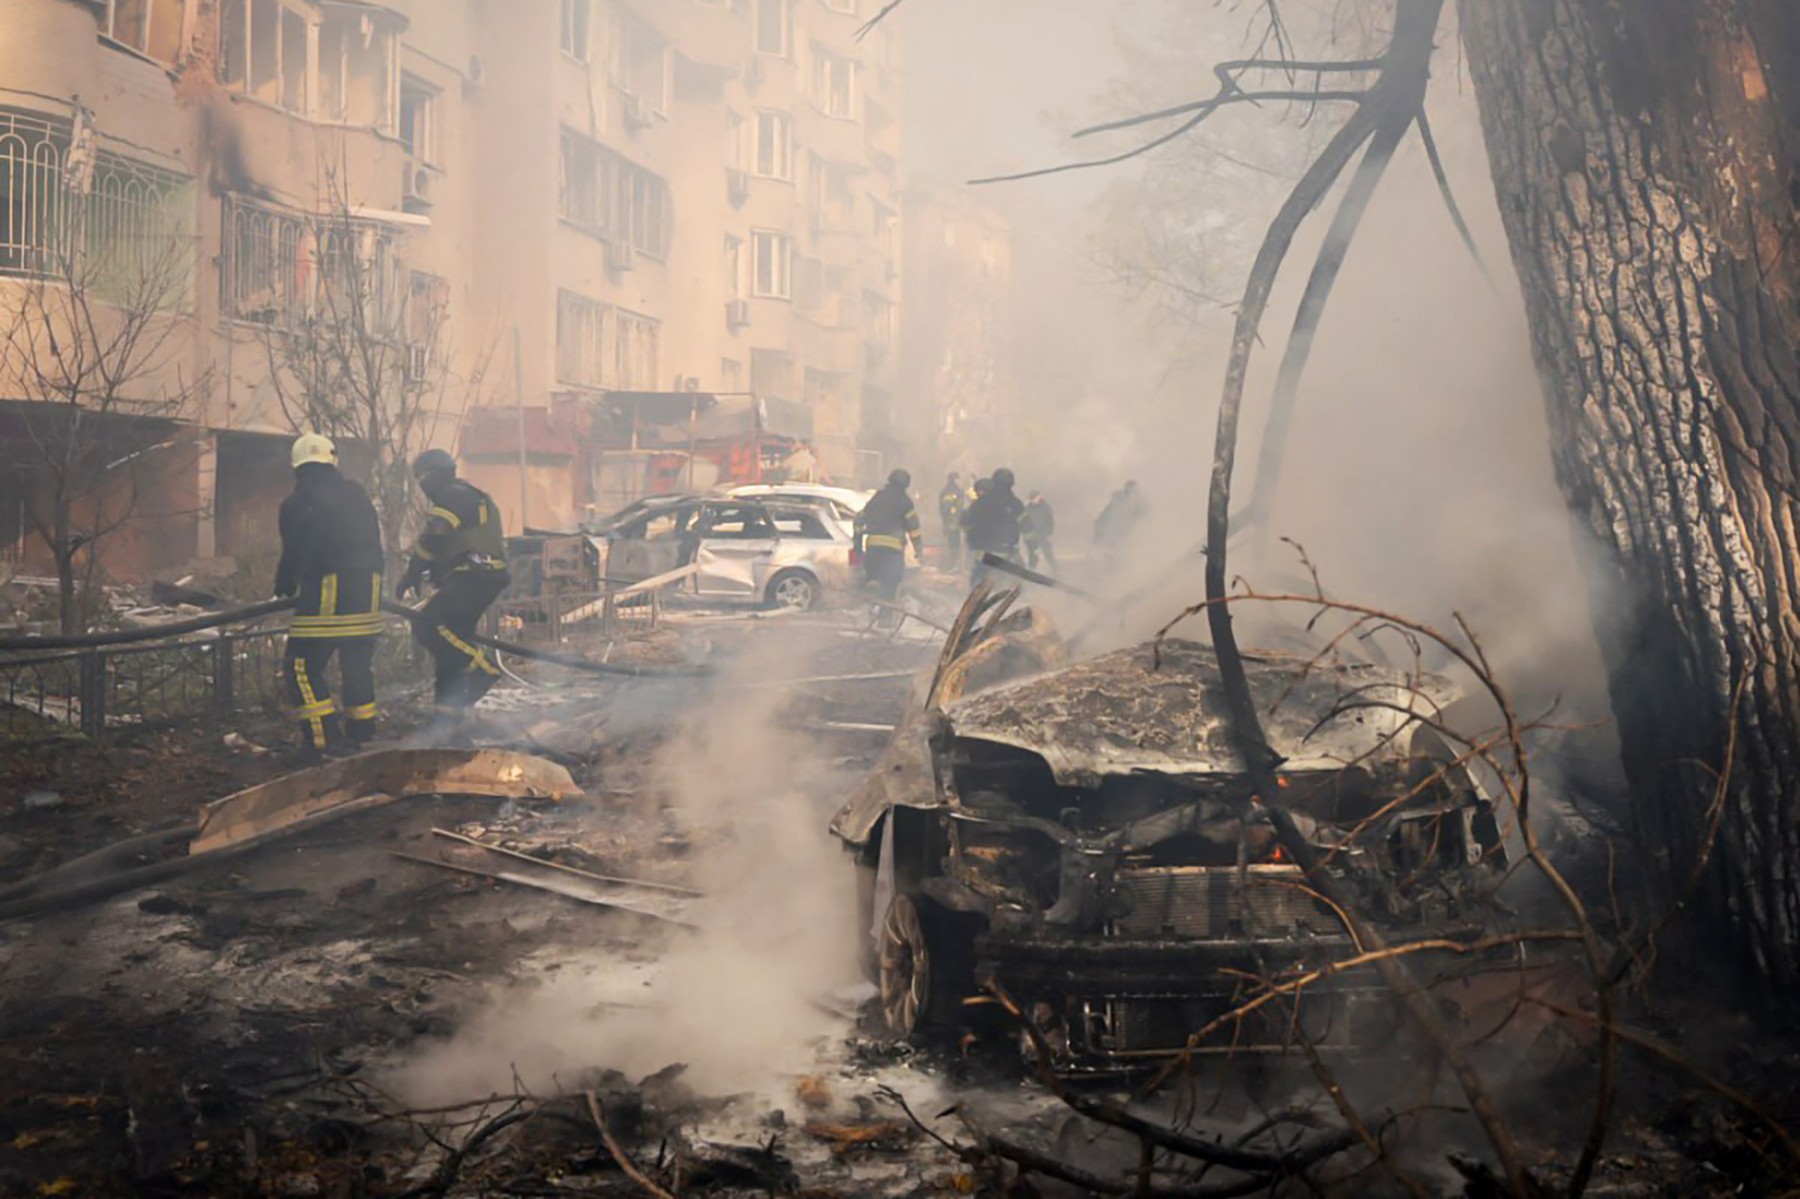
591, 493, 855, 610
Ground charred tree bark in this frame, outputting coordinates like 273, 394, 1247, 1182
1461, 1, 1800, 987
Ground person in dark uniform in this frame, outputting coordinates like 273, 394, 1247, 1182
856, 468, 924, 605
938, 472, 965, 562
274, 432, 385, 760
962, 466, 1025, 586
395, 449, 510, 725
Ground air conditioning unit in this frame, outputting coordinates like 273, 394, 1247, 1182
726, 167, 749, 206
405, 343, 430, 382
677, 375, 703, 393
402, 159, 432, 210
622, 93, 653, 131
604, 238, 635, 274
726, 298, 751, 329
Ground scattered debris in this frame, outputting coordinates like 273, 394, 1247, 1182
21, 789, 62, 810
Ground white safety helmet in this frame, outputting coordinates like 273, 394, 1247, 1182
291, 432, 337, 469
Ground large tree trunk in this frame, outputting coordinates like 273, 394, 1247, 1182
1460, 1, 1800, 986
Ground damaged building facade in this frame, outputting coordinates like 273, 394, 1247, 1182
0, 0, 906, 585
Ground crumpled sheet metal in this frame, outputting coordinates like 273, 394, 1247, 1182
190, 748, 579, 855
941, 639, 1452, 788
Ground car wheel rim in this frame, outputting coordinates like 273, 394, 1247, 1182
878, 894, 929, 1036
775, 576, 812, 608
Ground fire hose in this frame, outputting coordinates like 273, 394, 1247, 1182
0, 596, 711, 678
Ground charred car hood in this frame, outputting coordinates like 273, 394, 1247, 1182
939, 639, 1452, 789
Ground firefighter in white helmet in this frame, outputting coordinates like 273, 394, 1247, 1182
274, 432, 385, 760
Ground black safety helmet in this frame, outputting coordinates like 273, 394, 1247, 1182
888, 468, 912, 489
413, 448, 457, 480
992, 467, 1016, 489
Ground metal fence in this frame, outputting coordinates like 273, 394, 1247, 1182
0, 618, 428, 740
489, 584, 665, 646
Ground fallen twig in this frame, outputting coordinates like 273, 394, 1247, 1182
586, 1090, 678, 1199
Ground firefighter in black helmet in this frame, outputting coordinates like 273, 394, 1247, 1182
962, 466, 1025, 586
855, 468, 923, 606
274, 432, 385, 760
395, 449, 510, 725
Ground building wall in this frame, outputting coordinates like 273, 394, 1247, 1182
0, 0, 905, 567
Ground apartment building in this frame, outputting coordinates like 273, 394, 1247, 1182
0, 0, 903, 582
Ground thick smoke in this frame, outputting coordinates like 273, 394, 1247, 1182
392, 628, 863, 1101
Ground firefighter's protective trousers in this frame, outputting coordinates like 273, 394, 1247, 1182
282, 569, 383, 749
414, 567, 510, 712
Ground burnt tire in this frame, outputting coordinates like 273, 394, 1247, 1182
765, 569, 821, 610
877, 893, 980, 1038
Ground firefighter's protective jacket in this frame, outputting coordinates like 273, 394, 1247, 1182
275, 463, 385, 639
409, 479, 507, 583
857, 483, 922, 556
963, 485, 1025, 553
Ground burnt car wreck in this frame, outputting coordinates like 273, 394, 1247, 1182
832, 589, 1510, 1072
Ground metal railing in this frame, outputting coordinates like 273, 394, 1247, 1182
0, 618, 427, 741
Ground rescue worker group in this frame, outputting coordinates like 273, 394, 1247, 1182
277, 434, 508, 762
277, 432, 1144, 762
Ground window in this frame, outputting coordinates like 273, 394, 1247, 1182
751, 230, 791, 299
317, 6, 397, 127
812, 45, 855, 118
754, 0, 790, 56
0, 108, 192, 293
560, 0, 590, 61
767, 506, 832, 540
614, 310, 660, 389
720, 357, 744, 390
104, 0, 185, 63
559, 128, 601, 227
751, 348, 792, 400
864, 290, 895, 350
611, 11, 670, 116
753, 111, 792, 180
222, 197, 398, 328
557, 289, 608, 388
823, 0, 858, 12
872, 201, 897, 277
724, 234, 747, 300
399, 75, 436, 163
558, 128, 671, 258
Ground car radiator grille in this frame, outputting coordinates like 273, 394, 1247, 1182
1110, 865, 1335, 939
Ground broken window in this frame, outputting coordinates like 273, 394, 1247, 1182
610, 10, 670, 117
405, 270, 447, 379
222, 196, 396, 328
560, 0, 590, 61
812, 45, 856, 119
556, 288, 609, 389
613, 309, 660, 390
753, 111, 791, 180
751, 229, 791, 300
559, 128, 670, 258
767, 505, 831, 539
279, 8, 308, 113
104, 0, 185, 63
317, 7, 396, 128
399, 75, 436, 163
753, 0, 790, 56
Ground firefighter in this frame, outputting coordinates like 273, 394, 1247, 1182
856, 468, 923, 606
274, 432, 385, 760
938, 472, 965, 563
395, 449, 511, 727
963, 467, 1025, 586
